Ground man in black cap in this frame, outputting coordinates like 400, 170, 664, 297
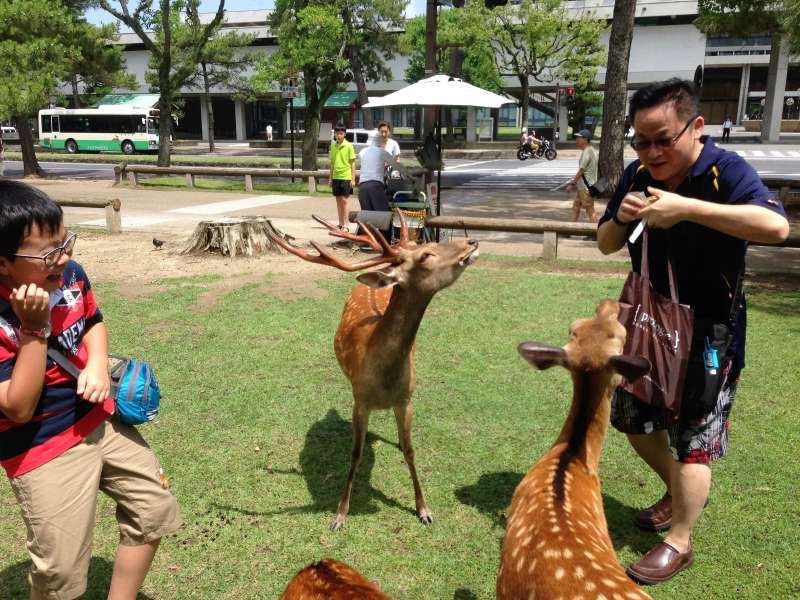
565, 129, 599, 222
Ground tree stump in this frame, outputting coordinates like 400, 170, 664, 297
182, 216, 291, 257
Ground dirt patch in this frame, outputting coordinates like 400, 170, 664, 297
74, 231, 342, 308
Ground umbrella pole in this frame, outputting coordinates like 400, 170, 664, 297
436, 106, 442, 242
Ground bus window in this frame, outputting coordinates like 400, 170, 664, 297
41, 115, 51, 134
52, 116, 60, 133
147, 118, 158, 135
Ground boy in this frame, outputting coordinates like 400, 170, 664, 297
329, 125, 356, 231
0, 180, 182, 600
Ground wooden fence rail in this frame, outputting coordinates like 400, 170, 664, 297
56, 198, 122, 233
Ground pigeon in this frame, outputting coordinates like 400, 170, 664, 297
152, 238, 165, 250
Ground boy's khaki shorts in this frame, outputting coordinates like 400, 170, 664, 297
9, 417, 183, 600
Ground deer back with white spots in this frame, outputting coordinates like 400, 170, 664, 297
280, 558, 391, 599
270, 212, 479, 531
496, 300, 653, 600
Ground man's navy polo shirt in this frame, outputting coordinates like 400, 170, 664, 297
599, 136, 787, 371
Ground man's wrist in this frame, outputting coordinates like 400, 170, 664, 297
612, 211, 627, 226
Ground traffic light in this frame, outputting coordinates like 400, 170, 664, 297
484, 0, 509, 7
566, 87, 575, 98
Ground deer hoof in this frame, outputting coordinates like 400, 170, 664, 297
418, 511, 433, 525
330, 517, 345, 532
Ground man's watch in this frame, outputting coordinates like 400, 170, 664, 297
612, 212, 627, 226
20, 323, 52, 339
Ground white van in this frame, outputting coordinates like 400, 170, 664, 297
343, 128, 376, 152
1, 126, 19, 141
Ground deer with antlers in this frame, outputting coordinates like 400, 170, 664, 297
496, 300, 653, 600
271, 212, 479, 531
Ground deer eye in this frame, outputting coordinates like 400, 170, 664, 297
419, 252, 435, 263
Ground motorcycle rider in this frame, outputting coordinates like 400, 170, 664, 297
520, 128, 543, 156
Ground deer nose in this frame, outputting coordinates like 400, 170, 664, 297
468, 239, 479, 247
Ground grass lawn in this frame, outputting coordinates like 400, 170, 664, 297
132, 176, 332, 196
0, 259, 798, 599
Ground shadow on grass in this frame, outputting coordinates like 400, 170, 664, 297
217, 409, 414, 521
453, 588, 479, 600
0, 557, 155, 599
454, 471, 523, 529
603, 493, 661, 556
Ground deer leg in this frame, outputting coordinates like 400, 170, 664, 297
330, 405, 369, 532
394, 403, 432, 525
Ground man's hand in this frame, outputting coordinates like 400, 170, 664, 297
565, 182, 575, 193
77, 359, 110, 404
10, 284, 50, 330
638, 186, 696, 229
615, 192, 650, 224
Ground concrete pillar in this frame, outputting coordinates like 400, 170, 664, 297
466, 106, 477, 144
384, 107, 392, 128
558, 104, 569, 142
762, 34, 790, 143
200, 97, 210, 142
737, 64, 751, 124
234, 100, 246, 141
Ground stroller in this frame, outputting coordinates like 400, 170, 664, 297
385, 163, 431, 243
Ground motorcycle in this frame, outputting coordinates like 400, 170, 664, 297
517, 138, 558, 161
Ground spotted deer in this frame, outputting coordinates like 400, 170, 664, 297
280, 558, 391, 599
270, 213, 479, 531
496, 300, 653, 600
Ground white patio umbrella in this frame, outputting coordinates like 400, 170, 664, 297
363, 75, 516, 227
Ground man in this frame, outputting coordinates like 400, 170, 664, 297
357, 120, 400, 214
597, 79, 788, 585
721, 116, 732, 143
265, 123, 273, 142
565, 129, 598, 222
329, 125, 356, 231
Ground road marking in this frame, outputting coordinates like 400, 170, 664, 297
736, 151, 747, 157
167, 194, 309, 215
751, 150, 766, 157
789, 151, 800, 158
770, 151, 785, 157
447, 159, 505, 170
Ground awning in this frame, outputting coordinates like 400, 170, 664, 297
92, 94, 161, 109
292, 91, 359, 109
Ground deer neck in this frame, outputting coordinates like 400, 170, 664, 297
553, 370, 615, 474
371, 286, 432, 359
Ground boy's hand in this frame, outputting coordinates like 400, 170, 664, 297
77, 360, 110, 404
10, 284, 50, 330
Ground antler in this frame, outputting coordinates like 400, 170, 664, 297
268, 222, 400, 273
311, 214, 384, 252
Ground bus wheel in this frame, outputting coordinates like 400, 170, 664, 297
121, 140, 135, 155
65, 139, 78, 154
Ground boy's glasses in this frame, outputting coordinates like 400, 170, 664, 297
630, 115, 699, 152
14, 232, 77, 268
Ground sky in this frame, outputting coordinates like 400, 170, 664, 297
85, 0, 427, 26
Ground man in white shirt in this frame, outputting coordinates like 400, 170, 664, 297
357, 120, 400, 213
265, 123, 273, 141
565, 129, 599, 222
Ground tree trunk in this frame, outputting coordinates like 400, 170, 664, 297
71, 75, 81, 108
599, 0, 637, 195
302, 79, 321, 171
183, 217, 289, 257
520, 76, 530, 131
15, 115, 44, 177
157, 96, 172, 167
202, 62, 216, 153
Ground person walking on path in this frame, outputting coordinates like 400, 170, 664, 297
329, 125, 356, 231
357, 120, 400, 215
265, 123, 273, 142
565, 129, 599, 223
597, 78, 788, 586
721, 116, 732, 143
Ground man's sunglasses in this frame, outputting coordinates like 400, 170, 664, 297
14, 231, 77, 268
630, 115, 699, 152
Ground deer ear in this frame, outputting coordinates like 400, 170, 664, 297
517, 342, 567, 370
609, 355, 651, 382
357, 268, 401, 289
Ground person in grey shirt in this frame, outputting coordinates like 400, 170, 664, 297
565, 128, 599, 222
357, 120, 400, 213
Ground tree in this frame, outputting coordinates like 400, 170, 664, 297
66, 20, 137, 108
598, 0, 636, 195
466, 0, 605, 130
696, 1, 791, 141
182, 3, 256, 152
98, 0, 226, 166
0, 1, 80, 176
254, 0, 404, 170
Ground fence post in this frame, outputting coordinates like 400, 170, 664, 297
105, 198, 122, 234
114, 165, 122, 185
186, 173, 194, 188
245, 174, 254, 192
127, 171, 138, 187
542, 231, 558, 261
307, 175, 317, 194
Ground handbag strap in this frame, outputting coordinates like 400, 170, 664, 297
46, 345, 82, 380
641, 228, 679, 302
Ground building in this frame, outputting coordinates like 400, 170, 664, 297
107, 2, 799, 141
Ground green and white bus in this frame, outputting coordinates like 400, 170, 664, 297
38, 107, 160, 155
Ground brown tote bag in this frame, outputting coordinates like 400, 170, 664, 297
618, 230, 694, 416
